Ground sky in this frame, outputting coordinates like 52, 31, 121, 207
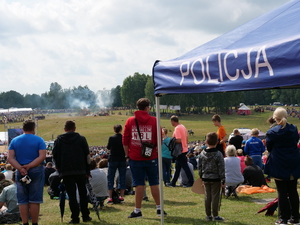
0, 0, 291, 95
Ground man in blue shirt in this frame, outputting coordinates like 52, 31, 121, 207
244, 128, 265, 168
8, 120, 46, 225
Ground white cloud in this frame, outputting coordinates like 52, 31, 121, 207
0, 0, 290, 95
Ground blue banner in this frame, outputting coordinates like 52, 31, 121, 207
153, 0, 300, 95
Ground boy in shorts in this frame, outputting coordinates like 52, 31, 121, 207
123, 98, 166, 218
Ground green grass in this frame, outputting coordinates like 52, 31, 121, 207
2, 108, 300, 146
18, 173, 283, 225
3, 108, 300, 224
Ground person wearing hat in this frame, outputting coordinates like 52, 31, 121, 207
244, 128, 265, 169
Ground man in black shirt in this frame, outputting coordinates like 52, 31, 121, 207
243, 156, 267, 187
229, 129, 243, 151
106, 124, 126, 204
52, 121, 91, 224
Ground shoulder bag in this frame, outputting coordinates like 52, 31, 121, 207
135, 118, 155, 158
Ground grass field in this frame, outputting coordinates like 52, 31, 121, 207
2, 108, 300, 224
13, 172, 282, 225
2, 107, 300, 147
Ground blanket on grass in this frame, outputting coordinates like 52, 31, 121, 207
236, 185, 275, 194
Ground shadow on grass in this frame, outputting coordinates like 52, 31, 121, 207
224, 195, 258, 202
146, 216, 251, 225
100, 199, 198, 210
78, 219, 120, 225
164, 199, 198, 207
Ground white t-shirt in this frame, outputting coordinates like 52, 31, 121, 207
4, 170, 13, 180
224, 157, 244, 186
89, 169, 108, 198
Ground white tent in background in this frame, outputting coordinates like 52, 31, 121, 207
8, 108, 32, 112
238, 105, 251, 115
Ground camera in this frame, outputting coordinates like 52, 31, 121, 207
20, 175, 31, 184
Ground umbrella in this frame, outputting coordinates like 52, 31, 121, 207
58, 183, 67, 222
218, 185, 223, 211
86, 179, 100, 220
257, 198, 278, 216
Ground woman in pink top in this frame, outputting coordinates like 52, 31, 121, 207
236, 149, 246, 173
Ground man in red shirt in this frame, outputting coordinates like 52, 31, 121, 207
123, 98, 166, 218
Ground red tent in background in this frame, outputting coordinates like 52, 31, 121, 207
238, 105, 251, 115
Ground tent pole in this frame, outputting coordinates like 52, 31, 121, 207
155, 96, 164, 225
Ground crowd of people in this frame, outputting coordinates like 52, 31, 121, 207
0, 100, 299, 225
0, 112, 30, 124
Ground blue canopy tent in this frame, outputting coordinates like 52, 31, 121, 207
152, 1, 300, 224
153, 0, 300, 95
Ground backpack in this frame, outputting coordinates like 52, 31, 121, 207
167, 137, 182, 158
112, 189, 121, 204
0, 213, 21, 224
167, 137, 176, 153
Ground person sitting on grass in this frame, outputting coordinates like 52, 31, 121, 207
3, 164, 14, 180
242, 155, 267, 187
224, 145, 244, 198
99, 159, 108, 175
89, 159, 108, 208
198, 132, 225, 222
187, 152, 197, 170
0, 173, 13, 194
236, 149, 246, 173
0, 171, 20, 224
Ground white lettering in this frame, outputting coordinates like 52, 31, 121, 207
206, 56, 219, 83
218, 53, 223, 82
224, 51, 239, 81
178, 45, 273, 86
241, 48, 253, 79
255, 46, 274, 78
191, 58, 206, 84
180, 62, 190, 85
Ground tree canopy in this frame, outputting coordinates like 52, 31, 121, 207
0, 74, 299, 112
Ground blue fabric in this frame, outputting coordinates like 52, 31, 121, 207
244, 137, 265, 156
129, 159, 159, 186
162, 136, 172, 159
107, 161, 127, 190
188, 157, 197, 170
9, 134, 46, 165
265, 123, 300, 180
251, 155, 263, 169
162, 157, 172, 183
16, 166, 44, 205
153, 0, 300, 95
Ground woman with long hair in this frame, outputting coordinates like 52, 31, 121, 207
265, 107, 300, 225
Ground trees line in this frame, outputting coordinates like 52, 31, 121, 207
0, 72, 299, 112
